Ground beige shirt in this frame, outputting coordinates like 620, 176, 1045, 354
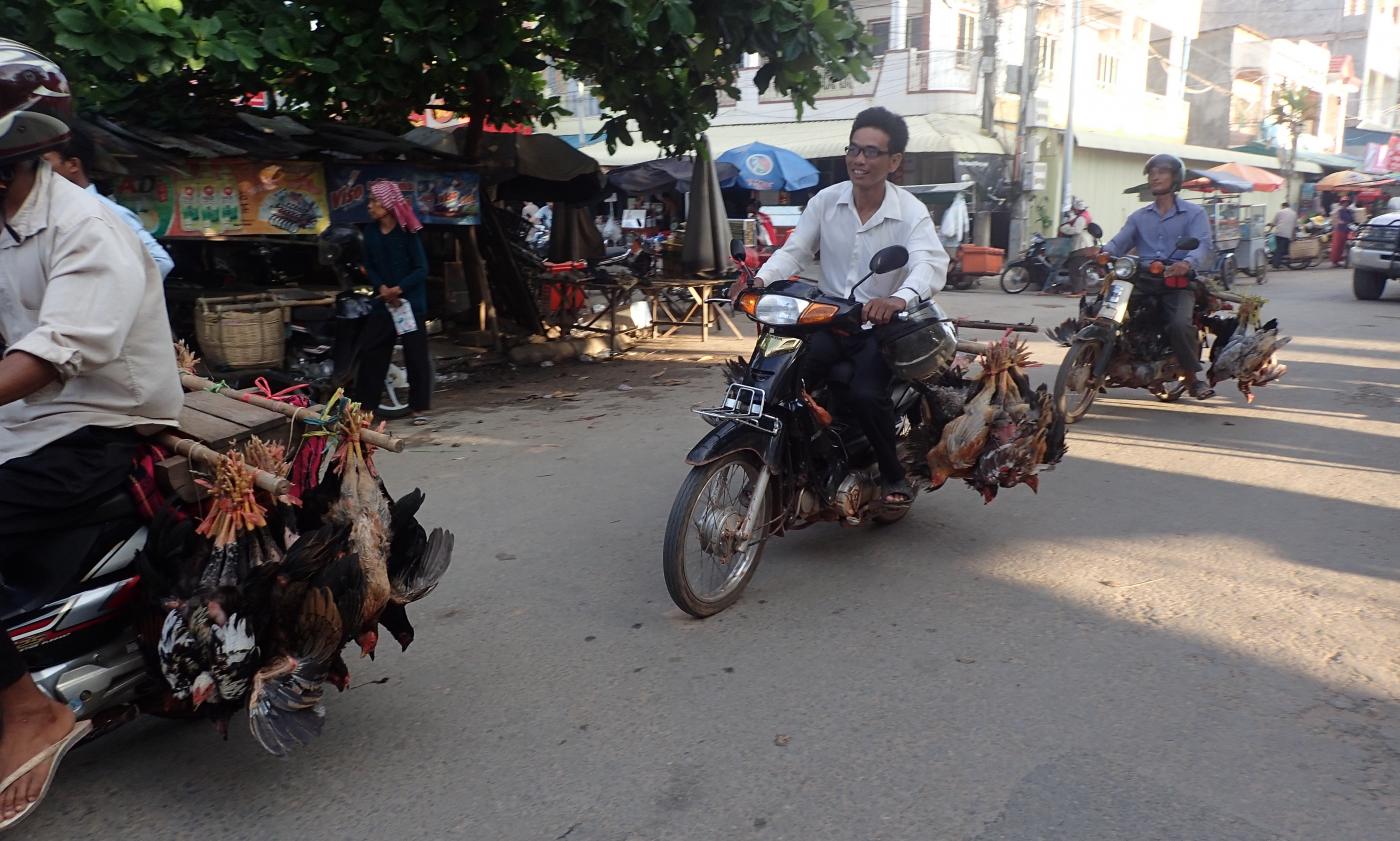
756, 180, 949, 302
1, 162, 182, 464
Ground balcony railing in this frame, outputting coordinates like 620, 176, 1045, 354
757, 57, 884, 103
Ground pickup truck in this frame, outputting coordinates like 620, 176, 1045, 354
1352, 212, 1400, 299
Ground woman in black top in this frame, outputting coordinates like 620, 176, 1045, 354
354, 180, 432, 423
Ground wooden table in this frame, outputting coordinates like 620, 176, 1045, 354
178, 389, 289, 449
644, 278, 746, 343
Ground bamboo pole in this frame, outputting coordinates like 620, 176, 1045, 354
179, 374, 406, 453
158, 432, 291, 498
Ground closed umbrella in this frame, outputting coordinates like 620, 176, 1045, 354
607, 158, 739, 194
681, 136, 731, 276
717, 142, 820, 191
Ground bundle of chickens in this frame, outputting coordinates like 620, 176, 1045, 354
901, 337, 1067, 503
139, 403, 454, 756
1203, 300, 1291, 404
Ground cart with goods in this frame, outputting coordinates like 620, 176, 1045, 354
1235, 204, 1269, 283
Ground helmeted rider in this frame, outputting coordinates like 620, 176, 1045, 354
753, 107, 949, 508
1104, 153, 1215, 399
0, 39, 181, 826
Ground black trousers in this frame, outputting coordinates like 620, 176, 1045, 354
1161, 289, 1203, 374
1, 427, 140, 689
1272, 237, 1291, 268
801, 328, 905, 484
352, 307, 432, 413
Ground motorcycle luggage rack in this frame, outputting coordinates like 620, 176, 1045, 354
693, 384, 781, 434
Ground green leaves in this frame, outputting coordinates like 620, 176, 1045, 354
24, 0, 872, 157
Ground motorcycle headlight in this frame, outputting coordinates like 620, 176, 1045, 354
1112, 257, 1137, 279
740, 294, 837, 326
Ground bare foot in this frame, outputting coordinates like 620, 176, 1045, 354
0, 680, 76, 821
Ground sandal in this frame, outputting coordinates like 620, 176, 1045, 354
1188, 381, 1215, 400
881, 478, 914, 509
0, 719, 92, 830
411, 414, 431, 426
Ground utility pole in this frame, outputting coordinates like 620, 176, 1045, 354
1059, 0, 1079, 215
981, 0, 999, 135
1010, 0, 1040, 255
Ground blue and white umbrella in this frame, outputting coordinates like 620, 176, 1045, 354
717, 142, 820, 192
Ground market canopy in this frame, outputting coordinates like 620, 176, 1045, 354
717, 142, 819, 191
1125, 168, 1254, 195
1315, 169, 1395, 192
1190, 162, 1284, 193
606, 157, 739, 194
406, 127, 605, 203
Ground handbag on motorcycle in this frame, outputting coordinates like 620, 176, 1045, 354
879, 304, 958, 381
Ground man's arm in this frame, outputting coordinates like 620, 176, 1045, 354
755, 193, 824, 285
0, 351, 59, 406
1104, 213, 1138, 256
5, 214, 146, 386
1184, 207, 1213, 270
891, 213, 949, 304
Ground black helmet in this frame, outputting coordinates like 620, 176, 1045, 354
1143, 153, 1185, 193
0, 39, 71, 167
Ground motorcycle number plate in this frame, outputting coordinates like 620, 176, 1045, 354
1101, 280, 1133, 323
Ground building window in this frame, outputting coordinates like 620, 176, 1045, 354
1344, 0, 1366, 15
955, 13, 977, 67
1036, 36, 1057, 76
1096, 54, 1119, 87
869, 16, 928, 53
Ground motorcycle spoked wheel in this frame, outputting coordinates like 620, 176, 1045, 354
663, 452, 774, 618
1054, 341, 1103, 424
375, 345, 436, 420
1000, 265, 1034, 294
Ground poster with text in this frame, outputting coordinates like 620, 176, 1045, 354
112, 173, 177, 237
234, 161, 330, 236
115, 161, 328, 237
327, 165, 480, 226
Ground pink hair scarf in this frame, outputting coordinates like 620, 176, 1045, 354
369, 179, 423, 232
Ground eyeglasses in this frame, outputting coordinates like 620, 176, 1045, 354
844, 144, 891, 160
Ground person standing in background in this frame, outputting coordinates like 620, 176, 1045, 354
1270, 201, 1297, 270
41, 129, 174, 279
1329, 195, 1354, 267
353, 180, 433, 425
1054, 197, 1096, 295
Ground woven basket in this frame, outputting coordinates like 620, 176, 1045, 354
195, 294, 286, 370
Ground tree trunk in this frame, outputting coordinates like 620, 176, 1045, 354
1288, 128, 1301, 206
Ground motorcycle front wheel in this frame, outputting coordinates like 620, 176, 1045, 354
1054, 341, 1103, 424
662, 452, 773, 618
1000, 265, 1033, 294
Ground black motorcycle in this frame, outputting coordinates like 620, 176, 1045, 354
1052, 237, 1226, 421
662, 242, 962, 618
1001, 225, 1105, 294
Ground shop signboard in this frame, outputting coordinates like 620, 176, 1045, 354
326, 165, 480, 226
114, 160, 330, 237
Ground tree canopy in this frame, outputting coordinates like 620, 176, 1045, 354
8, 0, 873, 155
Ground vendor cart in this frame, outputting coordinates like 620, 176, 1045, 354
1202, 195, 1242, 289
1235, 204, 1269, 284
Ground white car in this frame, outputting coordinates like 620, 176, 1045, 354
1352, 211, 1400, 299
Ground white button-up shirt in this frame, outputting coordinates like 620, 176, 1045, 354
756, 180, 948, 303
1, 162, 183, 464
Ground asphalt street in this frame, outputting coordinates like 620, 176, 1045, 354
23, 266, 1400, 840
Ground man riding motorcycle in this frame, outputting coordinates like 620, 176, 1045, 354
1104, 153, 1215, 400
752, 107, 949, 508
0, 40, 182, 828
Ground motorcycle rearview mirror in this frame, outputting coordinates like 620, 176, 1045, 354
1174, 237, 1200, 252
849, 245, 909, 300
730, 238, 747, 263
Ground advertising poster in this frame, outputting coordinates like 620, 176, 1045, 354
327, 164, 480, 226
113, 160, 328, 237
234, 162, 330, 235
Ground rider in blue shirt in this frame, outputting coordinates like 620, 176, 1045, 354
1104, 154, 1216, 400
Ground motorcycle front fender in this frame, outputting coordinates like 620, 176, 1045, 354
685, 420, 784, 473
1073, 322, 1118, 380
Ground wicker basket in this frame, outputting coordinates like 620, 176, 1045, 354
195, 294, 286, 370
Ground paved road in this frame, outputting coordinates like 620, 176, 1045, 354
26, 268, 1400, 840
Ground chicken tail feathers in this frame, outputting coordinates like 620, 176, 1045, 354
391, 528, 453, 604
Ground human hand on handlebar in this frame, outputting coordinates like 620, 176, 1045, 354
863, 296, 907, 325
1164, 261, 1192, 278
